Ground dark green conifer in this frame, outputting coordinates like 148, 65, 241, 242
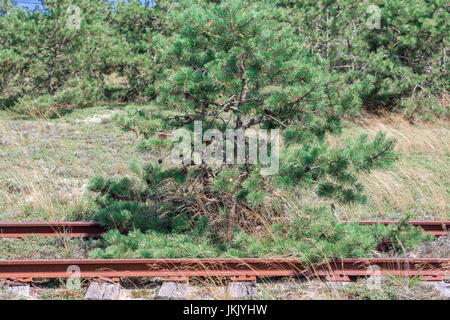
106, 0, 397, 238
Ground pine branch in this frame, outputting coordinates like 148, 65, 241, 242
235, 16, 255, 31
186, 16, 220, 38
288, 84, 321, 103
227, 7, 234, 32
364, 140, 394, 163
238, 59, 248, 108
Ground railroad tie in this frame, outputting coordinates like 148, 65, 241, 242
156, 282, 189, 300
84, 281, 121, 300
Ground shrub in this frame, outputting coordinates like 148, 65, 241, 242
13, 79, 104, 118
399, 92, 449, 121
276, 0, 449, 114
0, 0, 113, 115
89, 206, 432, 261
90, 0, 397, 241
104, 0, 174, 102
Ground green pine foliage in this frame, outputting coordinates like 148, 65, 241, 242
89, 206, 432, 261
0, 0, 114, 117
278, 131, 397, 203
90, 0, 398, 243
104, 0, 174, 102
0, 0, 172, 116
275, 0, 449, 116
1, 0, 446, 118
0, 0, 14, 15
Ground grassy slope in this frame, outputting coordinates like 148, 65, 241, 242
304, 116, 450, 221
1, 107, 448, 223
0, 106, 154, 222
0, 107, 447, 300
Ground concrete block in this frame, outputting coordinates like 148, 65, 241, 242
227, 281, 256, 299
434, 281, 450, 298
84, 282, 121, 300
102, 283, 121, 300
84, 282, 105, 300
156, 282, 188, 300
6, 285, 30, 298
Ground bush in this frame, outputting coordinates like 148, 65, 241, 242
0, 0, 113, 115
399, 92, 449, 121
88, 174, 190, 233
276, 0, 449, 114
2, 0, 445, 118
89, 0, 397, 242
14, 79, 104, 118
0, 0, 176, 116
88, 206, 432, 261
103, 0, 173, 102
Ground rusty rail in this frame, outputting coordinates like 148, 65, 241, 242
358, 220, 449, 236
0, 221, 447, 238
0, 222, 105, 238
0, 258, 448, 282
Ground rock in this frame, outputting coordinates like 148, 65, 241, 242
84, 282, 121, 300
156, 282, 189, 300
84, 282, 105, 300
434, 281, 450, 298
102, 283, 121, 300
227, 281, 256, 299
6, 285, 30, 298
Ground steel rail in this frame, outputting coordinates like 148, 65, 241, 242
0, 258, 448, 281
0, 222, 105, 238
358, 220, 449, 236
0, 221, 447, 238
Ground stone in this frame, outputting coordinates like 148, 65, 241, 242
434, 281, 450, 298
156, 282, 189, 300
102, 283, 121, 300
6, 285, 30, 298
84, 282, 105, 300
84, 282, 121, 300
227, 281, 256, 299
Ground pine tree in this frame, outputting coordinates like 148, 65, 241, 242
275, 0, 449, 110
92, 0, 397, 239
105, 0, 175, 102
0, 0, 14, 15
0, 0, 113, 116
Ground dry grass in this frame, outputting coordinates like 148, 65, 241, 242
0, 108, 149, 222
0, 123, 87, 221
0, 108, 448, 222
354, 114, 449, 157
349, 116, 449, 219
297, 115, 449, 220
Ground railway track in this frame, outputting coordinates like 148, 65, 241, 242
0, 258, 448, 282
359, 220, 449, 237
0, 220, 448, 238
0, 223, 448, 283
0, 222, 105, 238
